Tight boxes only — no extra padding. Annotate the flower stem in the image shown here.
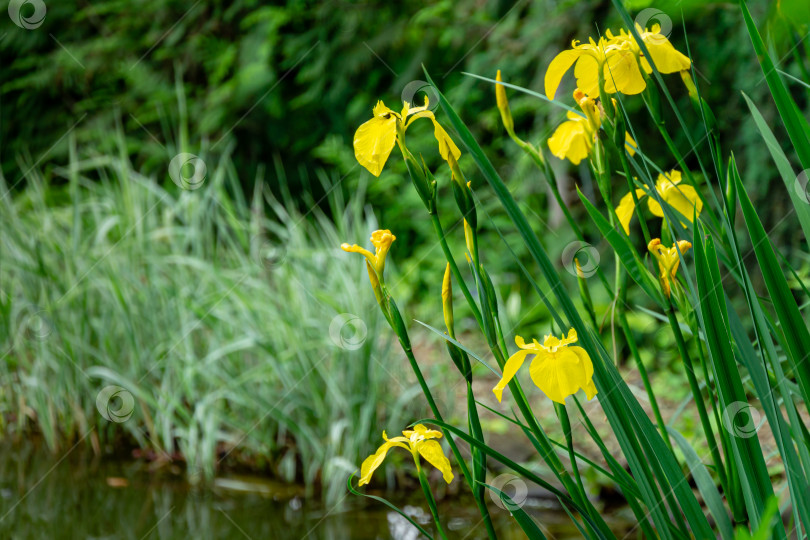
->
[396,325,473,486]
[415,458,449,540]
[466,381,498,540]
[555,402,588,507]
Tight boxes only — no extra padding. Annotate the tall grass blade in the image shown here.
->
[482,483,548,540]
[741,93,810,240]
[668,427,735,540]
[735,171,810,404]
[739,0,810,171]
[692,223,785,537]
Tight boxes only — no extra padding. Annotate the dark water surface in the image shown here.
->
[0,444,634,538]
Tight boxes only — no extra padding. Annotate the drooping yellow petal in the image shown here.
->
[572,54,601,98]
[569,346,594,381]
[639,30,692,74]
[358,438,410,486]
[407,111,461,164]
[547,117,591,165]
[583,379,598,400]
[431,118,461,163]
[529,348,594,404]
[353,111,397,177]
[413,439,454,484]
[545,49,585,100]
[603,47,647,95]
[492,348,532,402]
[615,189,648,234]
[648,184,703,224]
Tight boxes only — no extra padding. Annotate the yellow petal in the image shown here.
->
[414,439,454,484]
[373,100,396,118]
[615,189,647,235]
[492,349,531,402]
[403,424,442,440]
[358,438,409,486]
[515,335,536,350]
[529,348,594,404]
[603,49,647,95]
[648,184,702,224]
[353,114,397,177]
[547,118,591,165]
[583,380,598,400]
[495,69,509,111]
[625,133,637,156]
[545,49,584,100]
[573,55,601,98]
[560,328,578,346]
[641,33,691,74]
[341,243,376,265]
[569,346,594,380]
[431,117,462,163]
[405,111,462,164]
[405,95,430,117]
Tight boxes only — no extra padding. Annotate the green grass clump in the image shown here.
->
[0,138,421,503]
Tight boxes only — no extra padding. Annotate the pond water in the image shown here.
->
[0,443,634,539]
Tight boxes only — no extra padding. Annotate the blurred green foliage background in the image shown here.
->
[3,1,808,288]
[3,0,809,370]
[4,0,806,197]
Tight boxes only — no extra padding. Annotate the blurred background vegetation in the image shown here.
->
[3,0,809,297]
[2,0,809,503]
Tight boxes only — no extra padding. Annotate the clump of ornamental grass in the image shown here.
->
[0,134,426,504]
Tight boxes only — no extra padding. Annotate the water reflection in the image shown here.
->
[0,443,629,539]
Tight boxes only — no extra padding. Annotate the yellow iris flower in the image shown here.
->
[547,89,637,165]
[492,329,597,405]
[342,229,396,286]
[359,424,454,486]
[608,25,692,76]
[648,238,692,298]
[545,36,644,100]
[616,170,703,234]
[353,98,461,177]
[545,25,691,101]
